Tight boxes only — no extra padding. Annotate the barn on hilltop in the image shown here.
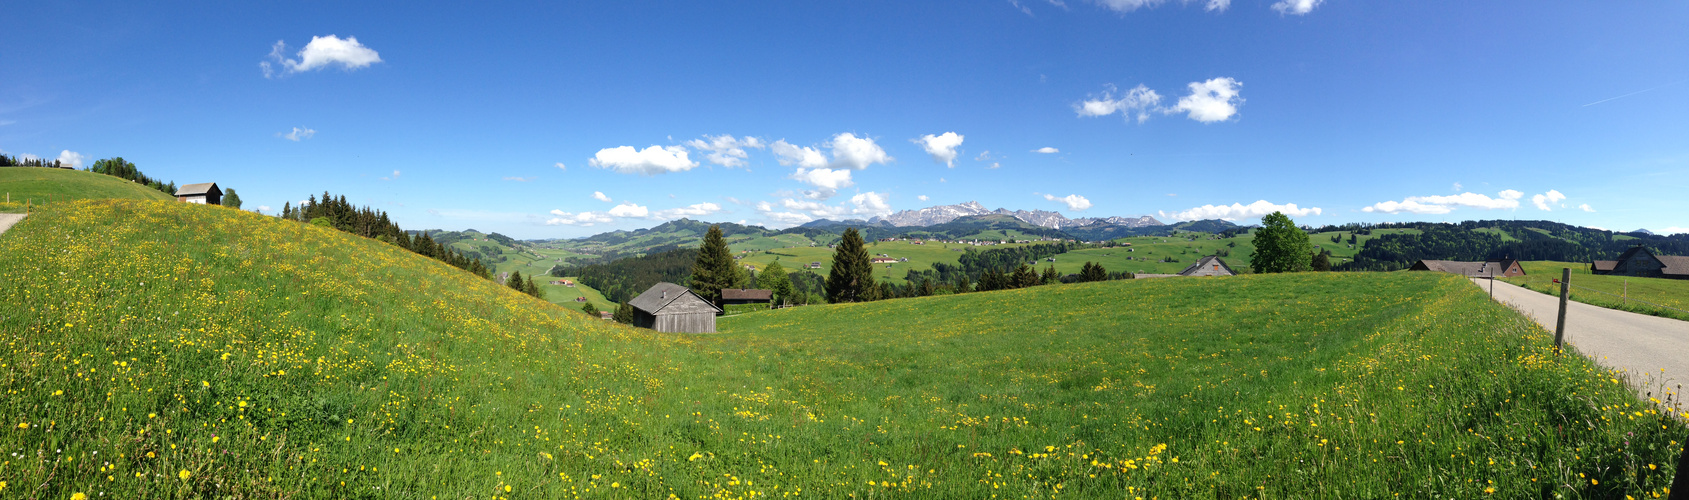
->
[628,282,722,333]
[174,183,222,205]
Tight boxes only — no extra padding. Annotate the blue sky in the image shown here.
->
[3,1,1686,238]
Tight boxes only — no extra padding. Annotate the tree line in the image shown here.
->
[274,191,546,299]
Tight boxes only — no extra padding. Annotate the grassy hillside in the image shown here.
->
[0,167,173,212]
[718,272,1685,497]
[1504,260,1689,321]
[4,201,1680,497]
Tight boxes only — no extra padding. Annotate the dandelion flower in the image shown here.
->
[179,470,191,480]
[15,422,27,429]
[72,493,87,500]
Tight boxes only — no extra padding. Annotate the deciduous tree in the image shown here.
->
[1250,211,1314,273]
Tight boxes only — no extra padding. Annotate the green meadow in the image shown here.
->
[738,240,1041,285]
[1,199,1682,498]
[1504,261,1689,322]
[0,167,172,212]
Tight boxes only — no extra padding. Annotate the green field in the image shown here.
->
[0,167,173,212]
[739,240,1042,285]
[542,276,618,313]
[1504,261,1689,321]
[4,200,1681,497]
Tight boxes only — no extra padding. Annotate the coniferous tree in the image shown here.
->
[1010,264,1040,289]
[825,228,875,303]
[507,270,525,291]
[1312,252,1332,272]
[613,302,635,324]
[581,301,599,317]
[1080,262,1109,282]
[689,225,738,306]
[1042,264,1060,285]
[525,276,543,298]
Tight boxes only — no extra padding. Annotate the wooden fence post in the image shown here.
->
[1554,267,1569,355]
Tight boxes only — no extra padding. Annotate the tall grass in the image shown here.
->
[1505,261,1689,322]
[0,200,1682,498]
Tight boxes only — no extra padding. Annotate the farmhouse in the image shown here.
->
[628,282,722,333]
[1592,247,1689,279]
[1178,255,1236,277]
[721,288,773,306]
[174,183,222,205]
[871,257,897,264]
[808,262,822,269]
[1409,259,1524,278]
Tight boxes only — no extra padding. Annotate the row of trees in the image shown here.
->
[278,191,507,292]
[86,157,191,200]
[504,270,546,300]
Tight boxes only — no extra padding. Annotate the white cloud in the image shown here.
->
[1271,0,1323,15]
[918,195,929,202]
[1362,190,1524,214]
[54,150,86,169]
[592,191,612,202]
[685,134,765,167]
[1169,77,1244,123]
[988,162,1001,169]
[279,127,316,141]
[607,203,649,218]
[555,162,567,170]
[1452,182,1463,191]
[261,35,382,78]
[380,170,401,181]
[653,202,723,219]
[1043,193,1093,211]
[1662,227,1689,236]
[258,205,272,212]
[1075,84,1163,123]
[1033,147,1059,154]
[827,133,892,170]
[545,209,615,226]
[771,140,828,168]
[914,132,965,167]
[502,176,536,182]
[1531,190,1566,211]
[588,145,698,175]
[754,201,815,226]
[1579,203,1595,212]
[1160,200,1321,221]
[975,150,994,161]
[789,168,854,199]
[850,191,893,217]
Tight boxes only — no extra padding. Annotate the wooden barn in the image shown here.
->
[1178,255,1236,277]
[1408,259,1524,278]
[1592,247,1689,280]
[721,288,773,306]
[628,282,722,333]
[174,183,222,205]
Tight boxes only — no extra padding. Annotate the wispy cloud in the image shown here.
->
[1270,0,1323,15]
[380,170,401,181]
[592,191,612,202]
[685,134,765,167]
[1363,190,1523,214]
[1531,190,1566,211]
[278,127,316,141]
[1033,147,1059,154]
[502,176,536,182]
[1161,200,1320,221]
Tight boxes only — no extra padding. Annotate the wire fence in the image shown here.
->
[1565,282,1689,317]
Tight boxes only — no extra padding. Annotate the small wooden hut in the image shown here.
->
[174,183,222,205]
[628,282,721,333]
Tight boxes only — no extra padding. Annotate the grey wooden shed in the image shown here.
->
[628,282,722,333]
[1178,255,1236,277]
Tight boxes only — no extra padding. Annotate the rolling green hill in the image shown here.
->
[0,167,173,212]
[0,200,1679,497]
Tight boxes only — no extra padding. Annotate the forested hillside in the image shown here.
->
[1334,220,1689,271]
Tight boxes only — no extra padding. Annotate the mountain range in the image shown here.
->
[868,201,1164,229]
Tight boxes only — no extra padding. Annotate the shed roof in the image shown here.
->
[1178,255,1235,276]
[175,183,220,196]
[628,282,722,314]
[1659,256,1689,276]
[1592,261,1617,272]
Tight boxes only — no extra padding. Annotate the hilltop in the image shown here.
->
[0,167,173,211]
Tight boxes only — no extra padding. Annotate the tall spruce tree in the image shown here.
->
[689,224,738,306]
[825,228,875,303]
[1250,211,1314,273]
[613,302,635,324]
[507,270,525,291]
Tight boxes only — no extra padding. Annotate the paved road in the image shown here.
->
[1476,277,1689,398]
[0,213,24,236]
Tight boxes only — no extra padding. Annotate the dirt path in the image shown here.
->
[0,213,24,236]
[1476,277,1689,400]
